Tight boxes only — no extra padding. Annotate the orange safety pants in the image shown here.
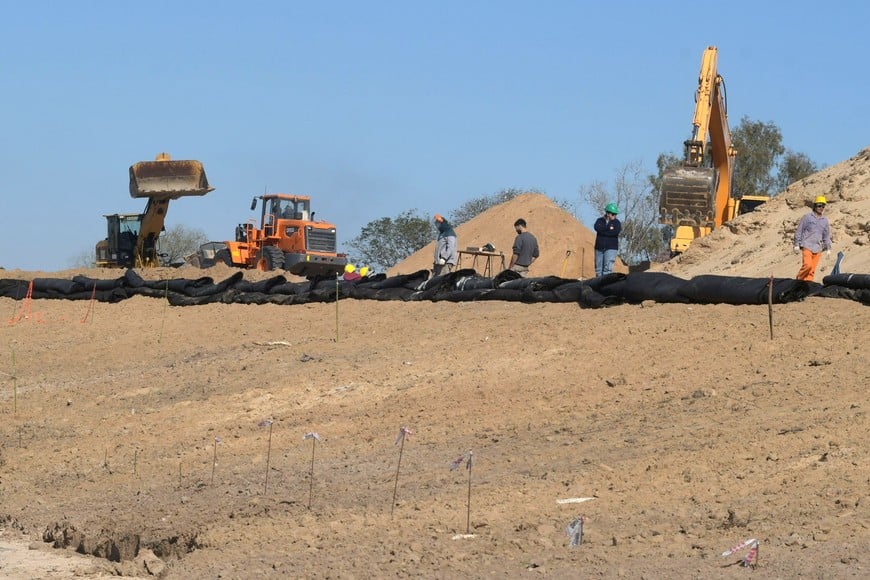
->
[796,248,822,281]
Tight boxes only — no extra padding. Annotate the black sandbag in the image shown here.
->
[368,287,417,301]
[816,285,870,305]
[552,281,586,302]
[227,275,287,294]
[680,275,820,305]
[182,271,245,297]
[498,275,576,292]
[226,292,301,305]
[595,272,690,303]
[578,285,625,309]
[455,275,495,291]
[418,268,477,292]
[468,287,526,302]
[492,269,522,286]
[32,278,85,295]
[67,288,129,303]
[141,276,216,294]
[127,286,178,299]
[0,279,32,299]
[430,288,495,302]
[822,273,870,290]
[124,269,146,288]
[167,292,230,306]
[579,273,627,292]
[269,280,311,295]
[365,270,430,290]
[522,289,559,303]
[72,275,126,292]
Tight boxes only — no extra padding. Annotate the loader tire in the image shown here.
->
[214,249,233,267]
[256,246,285,271]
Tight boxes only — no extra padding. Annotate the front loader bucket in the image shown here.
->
[659,166,716,226]
[129,154,214,199]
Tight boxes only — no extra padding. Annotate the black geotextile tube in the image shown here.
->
[32,278,85,295]
[823,273,870,290]
[0,279,33,299]
[816,285,870,305]
[497,275,577,292]
[72,275,127,292]
[679,275,821,305]
[594,272,690,304]
[578,285,625,309]
[364,270,430,290]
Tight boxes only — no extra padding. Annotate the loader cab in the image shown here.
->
[265,197,310,223]
[96,213,143,267]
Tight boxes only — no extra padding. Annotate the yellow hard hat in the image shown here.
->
[813,196,827,205]
[359,266,369,277]
[344,263,356,273]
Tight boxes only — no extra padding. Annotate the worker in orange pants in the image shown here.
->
[793,196,832,282]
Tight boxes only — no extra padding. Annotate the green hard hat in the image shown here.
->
[605,203,619,215]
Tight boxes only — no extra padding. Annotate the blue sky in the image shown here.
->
[2,1,867,271]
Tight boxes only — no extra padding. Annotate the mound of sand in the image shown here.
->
[656,146,870,279]
[389,193,627,279]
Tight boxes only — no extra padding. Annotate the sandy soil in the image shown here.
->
[0,148,868,578]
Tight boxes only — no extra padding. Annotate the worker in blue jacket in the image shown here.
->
[594,203,621,277]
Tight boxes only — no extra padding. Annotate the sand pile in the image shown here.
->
[657,146,870,279]
[389,193,626,279]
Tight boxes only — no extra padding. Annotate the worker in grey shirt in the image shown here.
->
[793,195,833,281]
[509,218,539,277]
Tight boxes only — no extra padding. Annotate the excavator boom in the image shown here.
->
[659,47,742,255]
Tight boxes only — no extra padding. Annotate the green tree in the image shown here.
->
[775,149,820,192]
[731,116,784,196]
[450,187,544,225]
[347,210,433,271]
[158,224,209,265]
[579,160,667,265]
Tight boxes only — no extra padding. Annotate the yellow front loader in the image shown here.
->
[96,153,213,268]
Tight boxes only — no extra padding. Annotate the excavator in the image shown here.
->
[96,153,213,268]
[659,46,769,255]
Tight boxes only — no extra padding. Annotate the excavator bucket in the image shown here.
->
[129,153,214,199]
[659,166,716,226]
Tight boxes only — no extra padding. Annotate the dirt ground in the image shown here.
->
[0,148,868,578]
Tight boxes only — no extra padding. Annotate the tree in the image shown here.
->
[450,188,544,225]
[347,210,433,271]
[775,149,820,192]
[579,160,666,265]
[731,116,784,197]
[158,224,209,265]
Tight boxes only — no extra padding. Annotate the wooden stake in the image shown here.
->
[767,274,774,340]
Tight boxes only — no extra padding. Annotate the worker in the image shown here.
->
[509,218,539,277]
[794,195,832,281]
[343,263,362,281]
[593,203,622,277]
[433,214,458,276]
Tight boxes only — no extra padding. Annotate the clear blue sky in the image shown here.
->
[2,1,867,271]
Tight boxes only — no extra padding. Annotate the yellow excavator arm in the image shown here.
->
[659,46,739,255]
